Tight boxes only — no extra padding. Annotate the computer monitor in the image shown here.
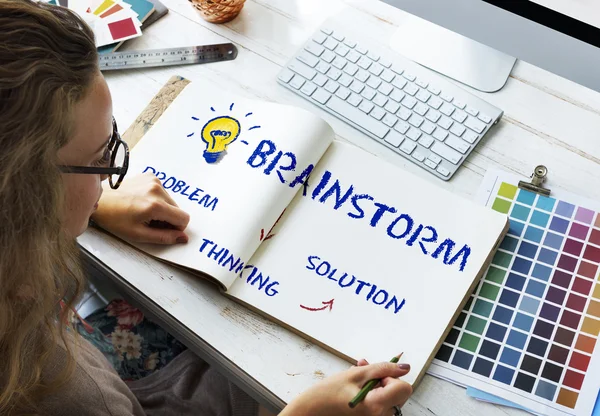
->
[382,0,600,93]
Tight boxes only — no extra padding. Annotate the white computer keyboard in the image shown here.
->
[277,24,504,180]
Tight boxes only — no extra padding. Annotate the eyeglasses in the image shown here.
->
[59,117,130,189]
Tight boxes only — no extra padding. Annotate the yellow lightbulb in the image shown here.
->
[200,116,241,163]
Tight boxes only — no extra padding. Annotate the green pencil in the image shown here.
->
[348,353,404,409]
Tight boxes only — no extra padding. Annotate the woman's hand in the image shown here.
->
[281,359,412,416]
[91,173,190,245]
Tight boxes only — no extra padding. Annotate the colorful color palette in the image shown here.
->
[429,173,600,416]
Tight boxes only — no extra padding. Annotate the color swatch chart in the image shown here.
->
[429,171,600,416]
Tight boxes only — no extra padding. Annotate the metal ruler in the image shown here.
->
[98,43,238,71]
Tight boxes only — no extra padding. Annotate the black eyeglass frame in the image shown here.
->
[59,117,130,189]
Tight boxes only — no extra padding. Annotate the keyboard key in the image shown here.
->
[324,38,339,50]
[421,121,436,135]
[403,83,418,96]
[361,87,376,100]
[369,106,385,120]
[312,88,331,104]
[427,96,443,110]
[301,82,317,96]
[416,89,431,103]
[313,74,328,87]
[449,123,466,137]
[316,62,331,74]
[412,151,425,162]
[355,69,370,83]
[432,127,448,141]
[332,56,347,69]
[384,131,404,147]
[424,158,438,169]
[408,114,424,128]
[378,82,393,96]
[305,42,325,57]
[346,50,361,63]
[327,68,342,80]
[391,63,404,75]
[438,116,453,130]
[478,113,492,123]
[357,56,372,70]
[355,44,368,54]
[359,100,374,113]
[401,96,417,109]
[394,120,410,134]
[335,87,351,100]
[322,50,336,63]
[406,127,422,141]
[379,57,392,68]
[369,63,384,76]
[381,69,395,83]
[414,103,429,116]
[338,74,353,87]
[403,72,416,81]
[297,52,319,67]
[390,89,405,103]
[465,106,479,117]
[446,134,470,154]
[344,38,357,48]
[325,96,389,138]
[415,79,428,88]
[428,154,442,164]
[384,100,400,114]
[451,110,467,123]
[464,116,486,133]
[324,80,339,93]
[373,93,388,107]
[289,61,316,80]
[431,141,462,164]
[366,51,379,61]
[321,27,333,35]
[399,140,417,155]
[335,44,350,57]
[392,77,407,90]
[440,92,453,102]
[332,32,345,41]
[382,113,397,127]
[349,80,365,94]
[453,100,466,110]
[397,107,411,121]
[439,102,455,116]
[428,85,441,95]
[437,165,450,177]
[343,63,358,76]
[418,135,434,148]
[463,130,478,144]
[425,110,441,123]
[289,75,305,89]
[313,32,327,44]
[347,93,362,106]
[366,77,382,89]
[278,68,294,83]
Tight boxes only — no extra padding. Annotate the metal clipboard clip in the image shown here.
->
[518,165,551,196]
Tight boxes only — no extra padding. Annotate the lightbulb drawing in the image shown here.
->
[200,116,241,163]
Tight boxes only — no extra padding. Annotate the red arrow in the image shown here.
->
[300,299,334,312]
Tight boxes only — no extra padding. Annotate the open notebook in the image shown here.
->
[116,84,508,385]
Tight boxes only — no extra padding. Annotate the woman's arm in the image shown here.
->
[91,173,190,245]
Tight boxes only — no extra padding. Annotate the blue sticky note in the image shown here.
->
[593,389,600,416]
[466,387,534,413]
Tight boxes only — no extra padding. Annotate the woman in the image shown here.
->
[0,1,412,415]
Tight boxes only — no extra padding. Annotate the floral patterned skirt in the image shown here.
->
[74,299,187,381]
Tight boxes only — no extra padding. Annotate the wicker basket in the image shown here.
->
[189,0,246,23]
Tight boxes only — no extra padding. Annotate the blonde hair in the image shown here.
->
[0,1,99,413]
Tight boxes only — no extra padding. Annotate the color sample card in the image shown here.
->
[429,170,600,416]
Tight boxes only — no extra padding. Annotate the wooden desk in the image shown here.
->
[78,1,600,414]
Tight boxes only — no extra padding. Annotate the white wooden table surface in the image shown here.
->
[79,0,600,414]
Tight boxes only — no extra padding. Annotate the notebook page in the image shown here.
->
[227,141,508,385]
[125,85,334,289]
